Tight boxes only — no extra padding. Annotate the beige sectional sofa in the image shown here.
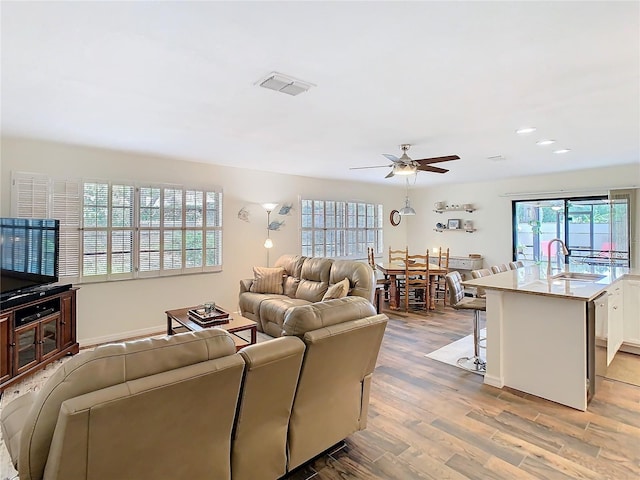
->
[1,296,387,480]
[239,254,376,337]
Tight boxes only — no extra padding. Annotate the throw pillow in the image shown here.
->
[322,277,350,301]
[250,266,285,294]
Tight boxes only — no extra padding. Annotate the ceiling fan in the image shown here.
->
[350,144,460,178]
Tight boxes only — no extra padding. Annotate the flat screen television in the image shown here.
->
[0,218,60,299]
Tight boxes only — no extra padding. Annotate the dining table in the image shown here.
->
[376,261,448,310]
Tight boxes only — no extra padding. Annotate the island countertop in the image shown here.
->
[463,263,639,301]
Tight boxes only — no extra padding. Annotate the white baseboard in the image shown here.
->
[79,324,166,348]
[483,373,504,388]
[620,342,640,355]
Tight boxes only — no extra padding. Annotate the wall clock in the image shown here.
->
[390,209,401,226]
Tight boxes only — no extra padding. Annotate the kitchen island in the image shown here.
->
[463,264,638,410]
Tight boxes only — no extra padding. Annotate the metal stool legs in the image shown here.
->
[456,309,486,373]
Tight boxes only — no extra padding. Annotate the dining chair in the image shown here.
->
[508,260,524,270]
[389,246,408,301]
[403,251,430,312]
[388,246,407,263]
[445,271,486,372]
[368,247,389,310]
[470,268,493,298]
[432,247,450,307]
[490,264,509,274]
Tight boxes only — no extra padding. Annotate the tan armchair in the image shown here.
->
[282,297,387,470]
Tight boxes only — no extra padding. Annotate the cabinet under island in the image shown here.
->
[463,264,639,410]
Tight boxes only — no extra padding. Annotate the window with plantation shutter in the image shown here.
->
[52,179,81,281]
[11,172,223,284]
[301,198,382,259]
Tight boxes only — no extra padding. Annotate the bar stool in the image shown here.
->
[470,268,493,298]
[490,264,509,274]
[445,271,486,372]
[508,260,524,270]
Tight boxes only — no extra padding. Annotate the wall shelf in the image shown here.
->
[434,207,475,214]
[434,227,476,233]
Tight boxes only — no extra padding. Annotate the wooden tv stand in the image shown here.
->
[1,287,79,392]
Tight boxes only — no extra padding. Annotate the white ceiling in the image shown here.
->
[2,1,639,187]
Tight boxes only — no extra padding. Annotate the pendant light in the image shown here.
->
[398,177,416,216]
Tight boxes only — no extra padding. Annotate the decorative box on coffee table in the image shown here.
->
[166,306,257,351]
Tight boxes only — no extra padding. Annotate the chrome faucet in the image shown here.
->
[547,238,569,278]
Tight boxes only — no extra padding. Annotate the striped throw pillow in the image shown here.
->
[250,266,285,294]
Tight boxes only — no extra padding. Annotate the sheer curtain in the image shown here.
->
[608,188,637,268]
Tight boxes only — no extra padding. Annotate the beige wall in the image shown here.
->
[1,137,406,344]
[1,136,638,344]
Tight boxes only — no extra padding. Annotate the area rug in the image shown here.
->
[426,331,640,387]
[424,329,486,376]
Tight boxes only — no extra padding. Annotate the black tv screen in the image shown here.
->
[0,218,60,297]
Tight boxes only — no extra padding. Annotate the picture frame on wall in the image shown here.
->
[447,218,461,229]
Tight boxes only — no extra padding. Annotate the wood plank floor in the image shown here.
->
[286,306,640,480]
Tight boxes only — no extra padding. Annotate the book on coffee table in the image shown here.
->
[188,306,230,326]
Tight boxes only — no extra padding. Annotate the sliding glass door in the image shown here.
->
[512,196,630,268]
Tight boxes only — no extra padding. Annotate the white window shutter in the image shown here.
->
[52,179,82,280]
[11,172,49,218]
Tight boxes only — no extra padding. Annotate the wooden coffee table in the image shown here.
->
[165,306,257,351]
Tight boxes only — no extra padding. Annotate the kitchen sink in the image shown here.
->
[550,272,605,282]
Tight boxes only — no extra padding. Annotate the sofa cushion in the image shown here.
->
[238,292,287,325]
[260,297,311,337]
[296,257,333,302]
[250,266,285,294]
[282,296,377,337]
[274,254,306,297]
[321,277,350,301]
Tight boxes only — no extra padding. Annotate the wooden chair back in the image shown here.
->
[404,251,430,312]
[433,247,450,307]
[389,246,407,264]
[508,260,524,270]
[367,247,376,269]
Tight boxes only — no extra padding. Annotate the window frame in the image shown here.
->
[301,198,383,259]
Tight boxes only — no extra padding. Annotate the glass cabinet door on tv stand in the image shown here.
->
[1,287,79,392]
[14,315,60,376]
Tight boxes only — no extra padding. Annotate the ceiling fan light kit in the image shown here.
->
[393,163,417,176]
[349,144,459,178]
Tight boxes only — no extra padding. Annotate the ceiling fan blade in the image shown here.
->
[417,165,449,174]
[385,169,395,178]
[414,155,460,165]
[382,154,400,162]
[349,164,393,170]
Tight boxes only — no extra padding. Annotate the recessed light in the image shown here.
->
[516,127,537,134]
[536,139,556,146]
[553,148,571,154]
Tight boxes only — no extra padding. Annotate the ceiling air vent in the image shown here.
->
[256,72,315,96]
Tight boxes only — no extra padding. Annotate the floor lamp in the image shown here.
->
[262,203,278,266]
